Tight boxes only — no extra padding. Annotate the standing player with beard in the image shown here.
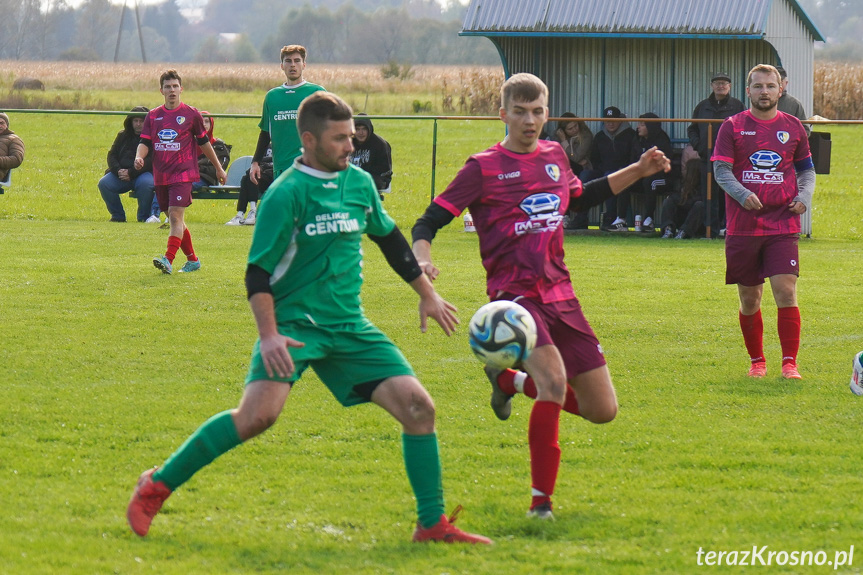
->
[411,73,670,520]
[127,92,491,545]
[712,64,815,379]
[135,70,226,274]
[248,45,326,189]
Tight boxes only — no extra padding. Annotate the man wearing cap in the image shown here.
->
[0,112,25,184]
[589,106,638,231]
[776,66,810,136]
[688,74,745,235]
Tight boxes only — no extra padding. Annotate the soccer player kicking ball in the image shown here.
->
[412,73,670,520]
[135,69,227,274]
[711,64,815,380]
[127,92,491,545]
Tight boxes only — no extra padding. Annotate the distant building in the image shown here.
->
[461,0,825,139]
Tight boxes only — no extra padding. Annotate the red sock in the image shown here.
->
[777,306,801,365]
[528,401,561,505]
[165,235,182,264]
[500,371,580,415]
[180,228,198,262]
[739,310,764,363]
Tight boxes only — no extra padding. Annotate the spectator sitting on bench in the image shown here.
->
[226,147,273,226]
[349,114,392,200]
[660,158,704,239]
[194,112,231,190]
[551,112,593,177]
[98,106,155,222]
[585,106,638,232]
[630,112,673,233]
[0,112,25,187]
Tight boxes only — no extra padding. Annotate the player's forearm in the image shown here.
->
[795,168,815,211]
[135,143,149,160]
[409,271,437,301]
[606,162,647,195]
[412,239,433,266]
[713,160,754,206]
[248,292,280,339]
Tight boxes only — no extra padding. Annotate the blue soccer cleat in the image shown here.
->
[178,259,201,273]
[153,256,172,274]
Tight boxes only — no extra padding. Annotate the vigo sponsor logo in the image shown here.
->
[497,170,521,180]
[739,130,756,136]
[514,192,563,235]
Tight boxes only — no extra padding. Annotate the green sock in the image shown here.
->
[402,432,445,529]
[153,410,242,490]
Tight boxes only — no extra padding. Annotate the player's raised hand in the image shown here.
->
[637,146,671,174]
[259,334,304,379]
[418,261,440,281]
[418,292,459,336]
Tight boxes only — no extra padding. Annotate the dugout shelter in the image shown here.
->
[461,0,825,234]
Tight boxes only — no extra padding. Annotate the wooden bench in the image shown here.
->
[130,156,252,200]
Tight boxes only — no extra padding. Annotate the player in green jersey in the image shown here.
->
[249,44,326,186]
[127,91,492,545]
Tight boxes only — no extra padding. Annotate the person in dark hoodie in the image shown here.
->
[194,112,231,190]
[350,114,392,200]
[589,106,638,231]
[98,106,155,222]
[629,113,673,233]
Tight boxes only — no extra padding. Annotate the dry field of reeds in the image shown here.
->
[1,60,862,118]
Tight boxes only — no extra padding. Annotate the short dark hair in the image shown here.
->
[281,45,307,63]
[297,92,353,140]
[501,73,548,110]
[159,69,182,89]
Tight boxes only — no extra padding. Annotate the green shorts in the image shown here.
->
[245,319,415,406]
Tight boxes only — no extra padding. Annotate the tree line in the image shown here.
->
[0,0,499,65]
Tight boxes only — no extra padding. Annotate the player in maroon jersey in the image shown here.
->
[412,73,670,520]
[135,70,227,274]
[711,64,815,380]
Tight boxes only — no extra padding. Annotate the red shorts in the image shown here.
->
[725,234,800,286]
[155,182,193,212]
[494,293,606,379]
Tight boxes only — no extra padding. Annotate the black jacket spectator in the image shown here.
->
[106,106,151,179]
[350,115,392,193]
[687,93,745,160]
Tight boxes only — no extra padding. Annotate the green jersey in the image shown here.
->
[248,160,395,327]
[258,81,326,174]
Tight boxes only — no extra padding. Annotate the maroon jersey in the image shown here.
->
[434,140,583,303]
[140,103,207,185]
[712,110,813,236]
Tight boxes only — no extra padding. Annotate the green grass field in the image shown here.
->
[1,114,863,573]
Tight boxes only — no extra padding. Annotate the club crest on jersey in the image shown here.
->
[545,164,560,182]
[176,116,186,125]
[777,131,789,144]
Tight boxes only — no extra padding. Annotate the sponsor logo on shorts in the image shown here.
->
[597,344,604,355]
[790,259,797,267]
[176,195,182,201]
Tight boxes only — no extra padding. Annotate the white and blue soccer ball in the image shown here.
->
[850,351,863,396]
[468,300,537,369]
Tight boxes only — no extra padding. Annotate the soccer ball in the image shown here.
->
[850,351,863,396]
[468,300,537,369]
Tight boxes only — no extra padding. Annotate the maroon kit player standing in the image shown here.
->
[712,64,815,380]
[412,73,671,519]
[135,69,227,274]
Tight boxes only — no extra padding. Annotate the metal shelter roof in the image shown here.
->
[461,0,825,42]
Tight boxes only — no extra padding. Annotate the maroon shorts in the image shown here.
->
[494,293,606,379]
[725,234,800,286]
[155,182,193,212]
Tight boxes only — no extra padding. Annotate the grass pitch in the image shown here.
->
[1,118,862,574]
